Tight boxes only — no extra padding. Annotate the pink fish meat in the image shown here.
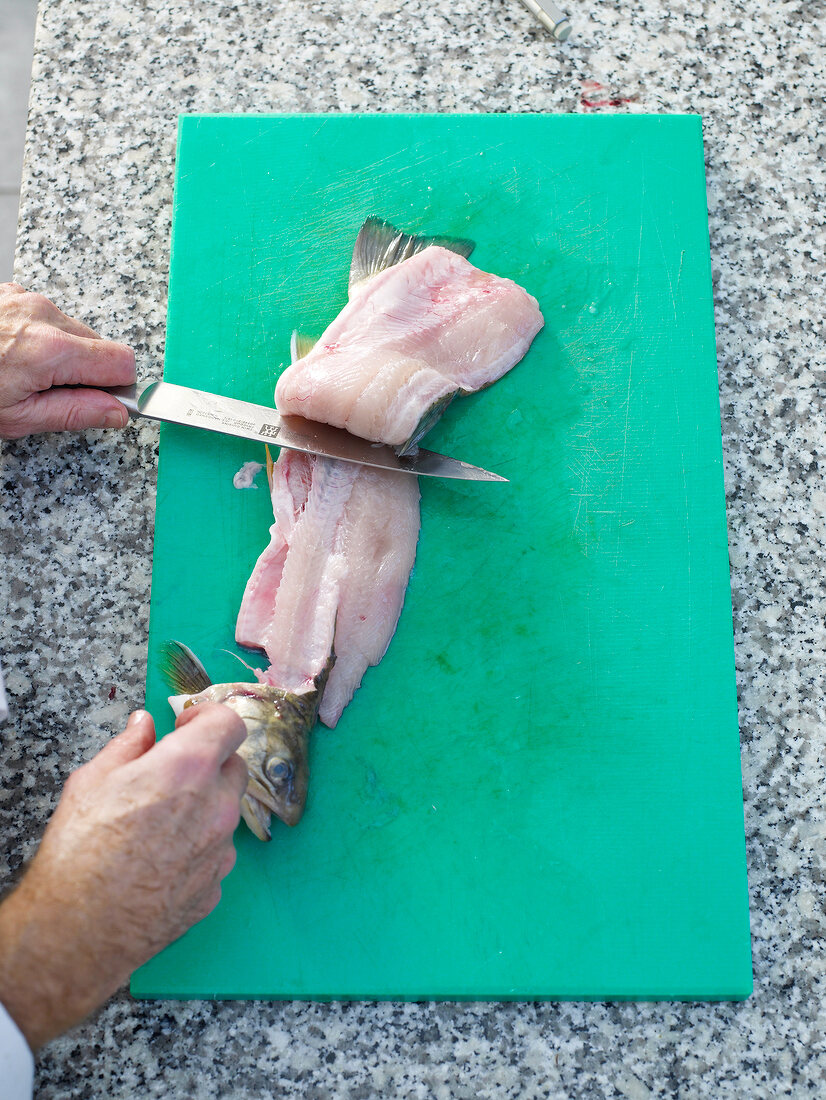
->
[236,449,420,729]
[275,221,544,453]
[165,218,543,838]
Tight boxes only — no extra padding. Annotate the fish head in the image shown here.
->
[184,682,315,838]
[233,690,311,833]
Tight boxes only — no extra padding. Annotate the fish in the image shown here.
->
[274,217,545,454]
[163,218,542,837]
[160,640,329,838]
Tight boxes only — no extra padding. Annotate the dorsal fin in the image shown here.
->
[289,330,318,364]
[349,217,475,293]
[159,640,212,695]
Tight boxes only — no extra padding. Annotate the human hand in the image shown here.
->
[0,281,135,438]
[0,705,248,1050]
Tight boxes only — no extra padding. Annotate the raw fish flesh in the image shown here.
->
[275,218,544,454]
[236,449,420,729]
[165,450,420,839]
[164,218,543,837]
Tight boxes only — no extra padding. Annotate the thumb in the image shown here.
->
[83,710,157,779]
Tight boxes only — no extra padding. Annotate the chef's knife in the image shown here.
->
[108,381,507,482]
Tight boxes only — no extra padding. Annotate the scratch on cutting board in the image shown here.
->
[504,166,519,202]
[260,252,317,297]
[614,351,634,566]
[632,170,646,325]
[653,219,679,323]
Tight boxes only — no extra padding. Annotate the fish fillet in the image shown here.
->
[275,245,544,453]
[236,449,420,727]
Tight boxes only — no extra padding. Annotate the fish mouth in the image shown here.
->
[243,771,307,837]
[241,792,273,841]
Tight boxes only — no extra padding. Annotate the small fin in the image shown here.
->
[159,641,213,695]
[349,217,475,292]
[265,443,274,494]
[397,390,460,456]
[290,330,317,364]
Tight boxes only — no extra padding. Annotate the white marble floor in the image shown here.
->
[0,0,38,280]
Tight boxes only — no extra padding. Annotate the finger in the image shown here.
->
[41,305,100,341]
[173,703,208,729]
[0,387,130,437]
[0,324,133,411]
[45,328,135,389]
[169,703,247,765]
[0,281,25,301]
[201,884,222,920]
[80,711,157,781]
[221,752,249,798]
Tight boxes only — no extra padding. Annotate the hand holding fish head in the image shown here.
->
[186,684,313,836]
[162,642,327,838]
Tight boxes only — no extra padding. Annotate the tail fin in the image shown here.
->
[349,216,475,293]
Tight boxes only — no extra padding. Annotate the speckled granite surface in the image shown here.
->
[0,0,824,1095]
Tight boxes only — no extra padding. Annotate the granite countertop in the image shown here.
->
[1,0,824,1095]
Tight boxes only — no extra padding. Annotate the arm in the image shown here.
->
[0,282,135,438]
[0,705,248,1051]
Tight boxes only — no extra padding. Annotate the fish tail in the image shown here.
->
[290,330,317,363]
[397,390,460,456]
[348,216,475,292]
[159,640,213,695]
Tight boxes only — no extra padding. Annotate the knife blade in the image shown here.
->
[108,381,507,482]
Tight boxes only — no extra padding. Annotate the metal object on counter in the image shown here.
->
[516,0,572,41]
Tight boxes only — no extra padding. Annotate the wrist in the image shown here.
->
[0,869,120,1050]
[0,880,50,1050]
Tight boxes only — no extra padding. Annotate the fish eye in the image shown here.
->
[266,757,294,785]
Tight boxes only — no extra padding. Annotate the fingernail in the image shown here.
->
[126,709,149,728]
[103,407,128,429]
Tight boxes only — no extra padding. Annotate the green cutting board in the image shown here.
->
[132,113,752,1000]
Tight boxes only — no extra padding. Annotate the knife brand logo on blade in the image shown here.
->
[185,406,256,432]
[258,423,282,439]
